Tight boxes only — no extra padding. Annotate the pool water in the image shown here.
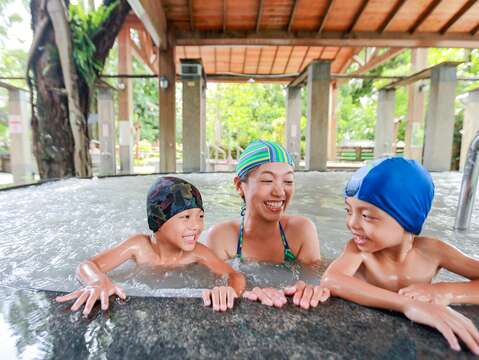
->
[0,172,477,296]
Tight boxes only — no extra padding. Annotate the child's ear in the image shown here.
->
[233,176,245,199]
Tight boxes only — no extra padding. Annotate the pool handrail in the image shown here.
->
[454,130,479,230]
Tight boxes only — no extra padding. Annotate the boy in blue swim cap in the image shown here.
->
[319,157,479,354]
[56,177,245,315]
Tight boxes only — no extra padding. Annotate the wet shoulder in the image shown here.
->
[205,219,240,260]
[281,215,317,243]
[413,236,446,261]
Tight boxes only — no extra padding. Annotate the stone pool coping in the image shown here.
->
[2,286,478,359]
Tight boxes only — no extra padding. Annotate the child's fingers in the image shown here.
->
[100,290,109,311]
[444,309,479,355]
[252,287,273,306]
[83,290,99,316]
[319,287,330,302]
[212,287,220,311]
[227,288,236,309]
[242,290,258,301]
[300,286,313,309]
[310,286,322,307]
[293,286,304,306]
[114,285,126,300]
[219,287,227,311]
[56,290,82,303]
[263,288,286,307]
[202,289,212,306]
[71,290,89,311]
[434,320,461,352]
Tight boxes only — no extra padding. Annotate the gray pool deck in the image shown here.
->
[2,286,478,359]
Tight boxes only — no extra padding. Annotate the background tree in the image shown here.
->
[27,0,130,179]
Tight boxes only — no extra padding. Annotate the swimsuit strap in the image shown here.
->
[236,216,296,262]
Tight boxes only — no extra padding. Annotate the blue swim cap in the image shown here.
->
[345,157,435,235]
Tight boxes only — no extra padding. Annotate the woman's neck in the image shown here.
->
[243,210,280,238]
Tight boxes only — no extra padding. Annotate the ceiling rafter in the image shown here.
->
[287,0,299,32]
[283,46,295,73]
[270,46,279,73]
[223,0,227,32]
[317,0,334,34]
[255,48,263,73]
[188,0,194,31]
[409,0,442,34]
[256,0,265,33]
[345,0,369,35]
[298,46,311,72]
[378,0,407,33]
[440,0,477,35]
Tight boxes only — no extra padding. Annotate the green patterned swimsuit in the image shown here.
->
[236,216,296,262]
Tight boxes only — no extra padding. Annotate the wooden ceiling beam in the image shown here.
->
[351,48,405,75]
[223,0,227,32]
[287,0,299,32]
[378,0,407,33]
[408,0,442,34]
[255,48,263,73]
[188,0,194,31]
[256,0,265,33]
[440,0,477,35]
[345,0,369,35]
[176,30,479,48]
[471,22,479,36]
[270,46,279,73]
[317,0,334,34]
[298,46,311,72]
[127,0,168,49]
[283,46,295,73]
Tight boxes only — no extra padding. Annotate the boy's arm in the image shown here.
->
[324,240,479,354]
[400,238,479,305]
[195,243,246,296]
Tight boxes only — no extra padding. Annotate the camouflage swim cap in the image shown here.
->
[147,177,204,232]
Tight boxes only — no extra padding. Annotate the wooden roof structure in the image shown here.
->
[125,0,479,82]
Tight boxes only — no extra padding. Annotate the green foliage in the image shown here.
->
[68,1,118,88]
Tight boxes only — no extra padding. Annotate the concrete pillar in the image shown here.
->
[328,84,337,161]
[181,60,206,172]
[118,27,134,174]
[459,88,479,171]
[423,64,457,171]
[159,33,176,173]
[98,88,116,176]
[8,89,34,184]
[374,89,396,158]
[404,48,428,162]
[285,86,302,167]
[305,61,330,171]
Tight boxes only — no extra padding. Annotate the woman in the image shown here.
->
[206,140,327,309]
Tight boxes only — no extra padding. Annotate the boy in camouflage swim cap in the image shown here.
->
[57,176,245,315]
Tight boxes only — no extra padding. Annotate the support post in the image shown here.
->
[118,26,134,174]
[328,84,337,161]
[285,86,302,167]
[404,48,428,162]
[98,87,116,176]
[459,88,479,171]
[182,59,206,172]
[8,89,34,184]
[374,89,396,158]
[159,32,176,172]
[423,64,457,171]
[305,61,330,171]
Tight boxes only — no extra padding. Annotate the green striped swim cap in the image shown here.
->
[236,140,294,178]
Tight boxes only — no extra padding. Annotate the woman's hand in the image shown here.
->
[242,287,288,308]
[399,283,454,306]
[402,300,479,354]
[283,280,330,309]
[56,278,126,316]
[202,286,238,311]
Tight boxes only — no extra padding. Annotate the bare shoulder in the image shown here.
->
[413,236,445,256]
[282,215,318,245]
[205,219,239,260]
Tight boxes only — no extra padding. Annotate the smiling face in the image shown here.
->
[345,197,407,253]
[156,208,205,251]
[235,162,294,222]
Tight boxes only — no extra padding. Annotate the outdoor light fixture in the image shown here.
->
[159,75,169,89]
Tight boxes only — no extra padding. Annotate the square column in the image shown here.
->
[459,88,479,171]
[374,89,396,158]
[159,33,176,173]
[98,88,116,176]
[118,27,134,174]
[423,64,457,171]
[305,61,330,171]
[404,48,428,162]
[328,84,337,161]
[8,89,34,184]
[181,60,206,172]
[285,86,301,168]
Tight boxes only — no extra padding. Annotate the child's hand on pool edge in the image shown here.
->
[283,281,330,309]
[202,286,238,311]
[242,287,288,308]
[55,277,126,316]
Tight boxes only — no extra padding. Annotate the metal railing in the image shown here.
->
[454,131,479,230]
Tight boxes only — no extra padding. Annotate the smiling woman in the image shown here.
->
[206,140,324,308]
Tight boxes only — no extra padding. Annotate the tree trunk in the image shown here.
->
[28,0,130,179]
